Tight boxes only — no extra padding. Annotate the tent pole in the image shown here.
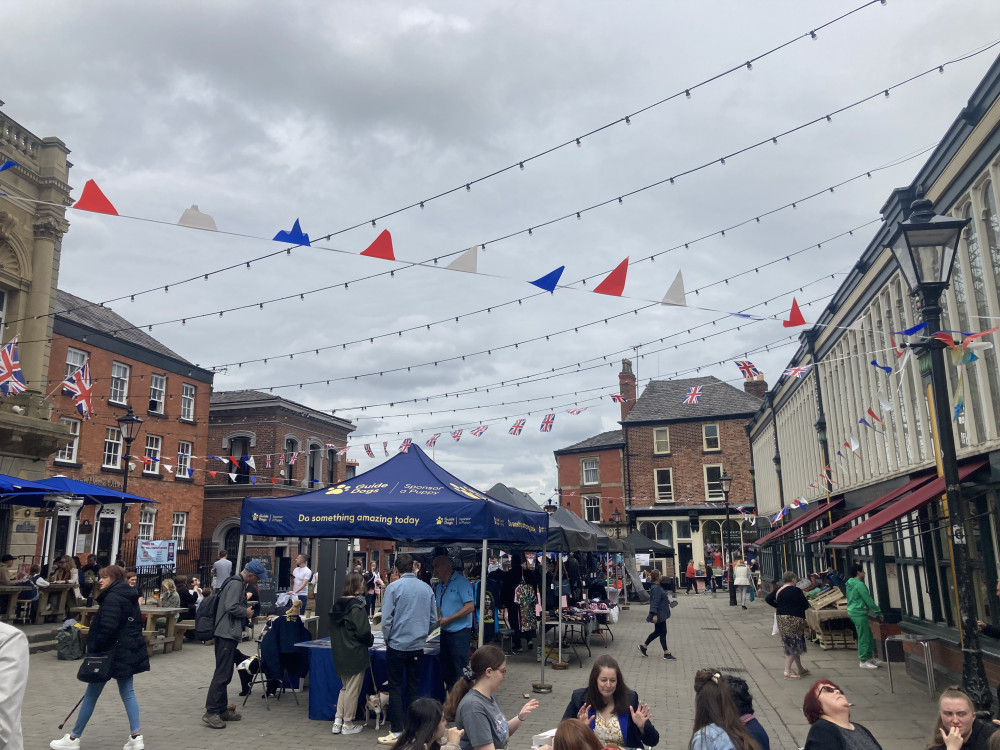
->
[478,540,487,648]
[558,553,563,663]
[539,545,546,686]
[236,532,247,574]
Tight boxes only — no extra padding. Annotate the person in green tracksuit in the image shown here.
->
[845,564,882,669]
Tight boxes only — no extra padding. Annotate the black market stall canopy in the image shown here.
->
[623,530,674,556]
[241,446,547,546]
[486,483,597,551]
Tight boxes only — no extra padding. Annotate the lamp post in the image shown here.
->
[720,471,736,607]
[115,405,144,563]
[887,198,992,711]
[610,508,622,539]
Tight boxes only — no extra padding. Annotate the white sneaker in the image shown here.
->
[859,660,879,669]
[332,721,343,734]
[342,723,363,735]
[50,735,80,750]
[378,732,401,745]
[123,735,144,750]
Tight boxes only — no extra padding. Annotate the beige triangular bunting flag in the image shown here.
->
[661,270,686,306]
[447,247,478,274]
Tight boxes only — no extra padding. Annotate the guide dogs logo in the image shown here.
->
[326,484,348,495]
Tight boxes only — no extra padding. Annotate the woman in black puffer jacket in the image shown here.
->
[50,565,149,750]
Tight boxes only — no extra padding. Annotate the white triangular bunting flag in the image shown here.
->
[163,465,174,474]
[877,389,893,413]
[661,270,686,306]
[246,456,256,471]
[228,472,237,482]
[447,247,478,274]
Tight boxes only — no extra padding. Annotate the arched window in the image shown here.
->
[656,521,674,545]
[223,527,240,561]
[307,443,323,486]
[285,438,299,485]
[639,522,656,540]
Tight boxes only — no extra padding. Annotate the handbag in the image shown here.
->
[749,587,756,602]
[77,651,114,683]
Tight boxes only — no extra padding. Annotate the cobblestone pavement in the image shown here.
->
[22,593,937,750]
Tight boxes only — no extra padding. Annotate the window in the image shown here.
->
[308,443,323,486]
[109,362,130,404]
[102,427,122,469]
[704,464,724,500]
[148,374,166,413]
[65,348,88,379]
[228,437,251,484]
[655,468,674,502]
[328,449,338,485]
[676,520,692,539]
[653,427,670,454]
[703,424,720,451]
[176,441,192,478]
[143,435,162,475]
[55,418,80,462]
[656,521,674,545]
[582,458,599,485]
[171,512,187,549]
[584,496,601,522]
[138,509,155,541]
[180,384,196,421]
[285,438,299,484]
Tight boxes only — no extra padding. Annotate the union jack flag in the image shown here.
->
[610,394,626,404]
[364,444,375,458]
[288,452,298,465]
[783,365,812,378]
[451,430,463,442]
[426,433,441,448]
[540,414,555,432]
[399,439,412,453]
[278,453,284,466]
[472,425,488,437]
[383,442,389,456]
[735,360,759,378]
[509,419,526,436]
[682,386,703,405]
[0,338,27,396]
[338,446,349,456]
[266,454,272,469]
[62,361,94,418]
[567,407,587,415]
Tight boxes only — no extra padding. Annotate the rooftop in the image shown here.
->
[554,429,624,455]
[623,376,762,424]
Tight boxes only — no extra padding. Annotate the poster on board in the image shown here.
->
[248,555,278,615]
[137,540,176,567]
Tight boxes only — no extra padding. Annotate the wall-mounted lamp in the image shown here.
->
[125,522,132,532]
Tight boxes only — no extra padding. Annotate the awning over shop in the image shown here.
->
[827,459,989,548]
[804,473,934,543]
[753,499,843,547]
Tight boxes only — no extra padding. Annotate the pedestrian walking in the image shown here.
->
[50,565,148,750]
[562,655,660,748]
[764,572,810,680]
[637,569,675,660]
[845,565,882,669]
[705,562,716,598]
[0,621,28,750]
[379,553,436,746]
[802,679,882,750]
[329,571,373,736]
[689,669,758,750]
[685,561,699,594]
[732,557,754,609]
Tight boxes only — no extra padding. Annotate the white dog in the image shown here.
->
[364,691,389,731]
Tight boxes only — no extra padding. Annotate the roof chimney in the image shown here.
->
[619,359,636,420]
[743,373,768,401]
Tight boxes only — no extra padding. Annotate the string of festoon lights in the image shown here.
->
[4,35,992,331]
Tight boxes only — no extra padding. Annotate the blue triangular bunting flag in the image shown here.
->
[529,266,564,293]
[273,218,311,246]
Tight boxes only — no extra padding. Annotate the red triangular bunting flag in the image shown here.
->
[360,229,394,261]
[783,297,806,327]
[73,179,119,215]
[209,471,217,479]
[593,257,629,296]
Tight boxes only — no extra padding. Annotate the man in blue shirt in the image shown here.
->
[378,553,436,745]
[432,555,475,692]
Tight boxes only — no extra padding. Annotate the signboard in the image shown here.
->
[249,555,278,616]
[635,553,650,567]
[136,540,177,567]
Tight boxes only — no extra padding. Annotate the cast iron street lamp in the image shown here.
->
[888,198,992,711]
[115,405,143,562]
[720,471,737,606]
[610,508,623,539]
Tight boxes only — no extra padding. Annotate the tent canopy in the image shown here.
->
[0,473,155,507]
[623,530,674,555]
[487,483,597,551]
[241,446,547,545]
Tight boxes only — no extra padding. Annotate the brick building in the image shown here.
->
[555,360,765,582]
[42,289,214,568]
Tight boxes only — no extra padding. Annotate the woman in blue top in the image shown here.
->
[638,569,675,659]
[690,669,759,750]
[562,655,659,748]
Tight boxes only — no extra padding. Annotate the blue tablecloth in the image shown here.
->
[296,638,444,721]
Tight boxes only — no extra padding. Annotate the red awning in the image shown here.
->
[827,459,989,548]
[805,473,934,543]
[754,499,844,547]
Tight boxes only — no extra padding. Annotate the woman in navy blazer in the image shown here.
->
[562,655,659,748]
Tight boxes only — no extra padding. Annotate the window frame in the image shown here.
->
[704,464,725,501]
[138,508,156,541]
[65,348,88,379]
[702,423,721,452]
[653,427,670,455]
[171,511,187,550]
[583,495,601,523]
[581,458,599,485]
[180,383,196,421]
[55,417,81,463]
[176,440,192,479]
[109,362,130,404]
[654,468,674,503]
[148,373,166,414]
[143,435,162,475]
[102,427,123,469]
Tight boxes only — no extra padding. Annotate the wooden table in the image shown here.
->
[72,605,187,654]
[0,583,74,624]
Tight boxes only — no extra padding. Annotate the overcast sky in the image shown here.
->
[4,1,999,500]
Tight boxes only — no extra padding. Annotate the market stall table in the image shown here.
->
[71,605,187,654]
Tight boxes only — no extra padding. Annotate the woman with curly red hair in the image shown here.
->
[802,679,881,750]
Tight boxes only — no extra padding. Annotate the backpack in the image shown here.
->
[194,575,242,641]
[56,627,84,660]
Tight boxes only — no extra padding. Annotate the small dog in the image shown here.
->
[364,690,389,731]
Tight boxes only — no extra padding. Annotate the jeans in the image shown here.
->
[73,677,140,736]
[386,646,423,733]
[738,586,751,606]
[366,593,376,616]
[643,620,667,651]
[206,637,239,715]
[439,627,471,691]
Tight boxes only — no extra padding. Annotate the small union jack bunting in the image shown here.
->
[567,407,587,415]
[471,425,488,437]
[451,430,463,442]
[383,442,389,456]
[735,360,759,378]
[783,365,812,378]
[540,414,555,432]
[0,338,28,396]
[683,386,703,405]
[426,433,441,448]
[610,394,627,403]
[398,439,412,453]
[364,444,375,458]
